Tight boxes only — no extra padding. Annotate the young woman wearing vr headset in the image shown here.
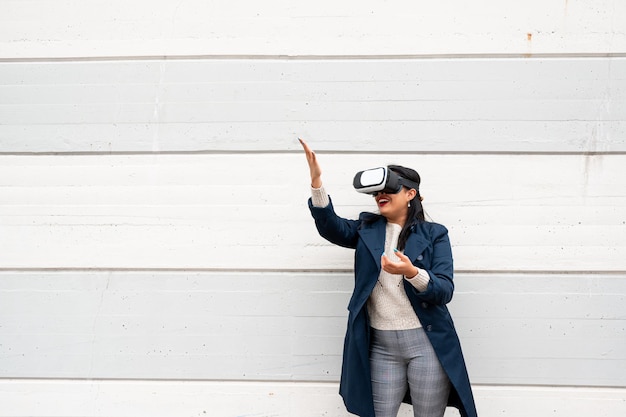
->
[299,139,477,417]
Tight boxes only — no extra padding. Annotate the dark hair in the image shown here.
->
[388,165,425,250]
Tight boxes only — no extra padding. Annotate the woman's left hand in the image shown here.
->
[381,250,419,278]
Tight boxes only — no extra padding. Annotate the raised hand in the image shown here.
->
[298,138,322,188]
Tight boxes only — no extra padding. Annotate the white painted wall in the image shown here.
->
[1,58,624,154]
[1,0,625,58]
[0,1,625,416]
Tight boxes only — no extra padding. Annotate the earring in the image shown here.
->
[408,201,411,208]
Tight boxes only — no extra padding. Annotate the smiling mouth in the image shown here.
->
[377,198,390,207]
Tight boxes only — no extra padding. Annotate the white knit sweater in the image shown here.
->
[311,186,430,330]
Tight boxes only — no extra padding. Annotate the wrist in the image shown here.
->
[405,266,419,279]
[311,177,322,188]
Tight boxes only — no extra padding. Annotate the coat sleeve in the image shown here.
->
[412,224,455,306]
[307,197,360,249]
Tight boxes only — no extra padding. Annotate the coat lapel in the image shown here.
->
[401,225,431,263]
[347,218,386,320]
[357,217,386,270]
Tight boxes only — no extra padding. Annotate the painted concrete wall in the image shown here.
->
[1,1,625,416]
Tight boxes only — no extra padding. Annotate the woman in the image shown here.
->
[299,139,477,417]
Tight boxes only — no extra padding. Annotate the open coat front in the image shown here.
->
[308,198,478,417]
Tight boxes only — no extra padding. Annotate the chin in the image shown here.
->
[378,208,392,218]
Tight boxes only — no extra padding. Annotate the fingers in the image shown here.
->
[382,250,415,276]
[299,138,323,188]
[381,252,398,273]
[299,138,315,162]
[393,249,409,262]
[298,138,312,154]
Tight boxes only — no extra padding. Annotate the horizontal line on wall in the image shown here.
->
[0,268,624,275]
[0,377,623,391]
[1,150,625,157]
[1,52,626,63]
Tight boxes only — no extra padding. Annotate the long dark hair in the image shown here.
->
[387,165,425,250]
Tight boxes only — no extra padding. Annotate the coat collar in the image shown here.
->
[403,224,431,261]
[358,218,430,264]
[357,216,386,269]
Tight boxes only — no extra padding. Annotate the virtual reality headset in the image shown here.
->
[353,167,420,195]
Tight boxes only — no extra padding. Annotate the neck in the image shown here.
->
[386,215,406,227]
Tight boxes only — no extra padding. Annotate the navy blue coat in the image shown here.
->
[308,198,477,417]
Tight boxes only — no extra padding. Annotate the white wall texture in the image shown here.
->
[1,1,625,416]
